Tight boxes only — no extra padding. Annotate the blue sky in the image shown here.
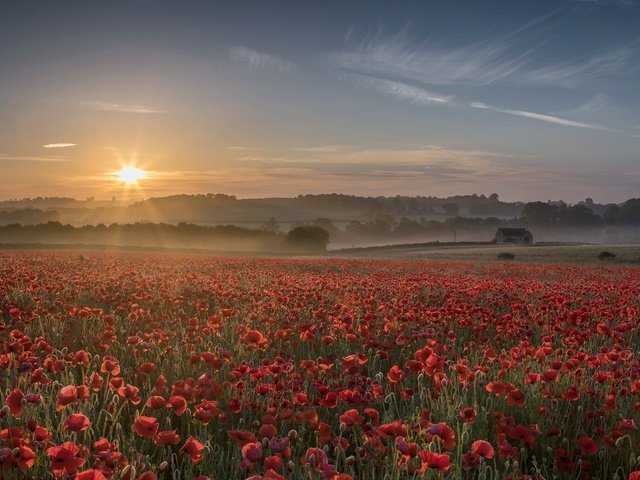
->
[1,0,639,202]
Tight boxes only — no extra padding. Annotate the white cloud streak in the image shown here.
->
[469,102,611,130]
[344,73,612,131]
[332,18,637,89]
[348,74,452,105]
[43,143,76,148]
[228,46,295,73]
[0,154,70,162]
[82,101,165,114]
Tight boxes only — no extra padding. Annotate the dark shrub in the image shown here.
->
[598,251,616,260]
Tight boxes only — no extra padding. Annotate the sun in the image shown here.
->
[116,166,146,185]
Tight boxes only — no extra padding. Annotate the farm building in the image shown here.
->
[494,227,533,245]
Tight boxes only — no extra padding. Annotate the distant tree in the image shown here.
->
[521,202,559,225]
[285,226,329,252]
[392,196,406,215]
[620,198,640,224]
[394,217,426,236]
[311,218,339,236]
[442,203,460,217]
[261,217,279,232]
[407,197,419,214]
[558,204,602,226]
[489,193,499,202]
[603,204,621,225]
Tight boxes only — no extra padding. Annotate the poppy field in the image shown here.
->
[2,251,640,479]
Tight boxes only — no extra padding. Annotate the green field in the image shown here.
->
[331,242,640,264]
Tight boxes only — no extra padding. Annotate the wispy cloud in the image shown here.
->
[227,146,258,152]
[233,144,516,166]
[331,18,637,89]
[228,46,295,72]
[522,46,637,88]
[552,93,610,116]
[347,74,452,105]
[343,73,612,131]
[469,102,610,130]
[291,145,355,154]
[571,0,639,5]
[42,143,76,148]
[0,154,70,162]
[82,101,165,114]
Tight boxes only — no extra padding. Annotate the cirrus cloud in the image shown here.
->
[43,143,76,148]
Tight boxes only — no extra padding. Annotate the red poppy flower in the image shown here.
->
[167,395,188,416]
[506,388,525,407]
[577,436,598,456]
[228,430,258,447]
[139,362,157,373]
[264,455,283,471]
[241,442,263,463]
[132,416,159,439]
[56,385,78,411]
[485,381,507,396]
[72,350,91,366]
[387,365,404,384]
[100,355,120,376]
[241,329,268,349]
[155,430,181,446]
[302,447,327,468]
[86,372,104,392]
[470,440,495,459]
[426,423,456,450]
[64,413,90,431]
[9,445,36,470]
[419,451,451,473]
[136,473,158,480]
[459,407,476,424]
[46,442,86,474]
[395,436,418,457]
[145,395,166,409]
[339,409,364,429]
[555,447,574,473]
[76,470,109,480]
[117,384,141,405]
[5,389,25,417]
[180,436,205,464]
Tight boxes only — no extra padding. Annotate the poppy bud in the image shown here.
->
[11,448,21,457]
[286,460,294,471]
[287,429,297,440]
[121,465,135,480]
[159,461,169,471]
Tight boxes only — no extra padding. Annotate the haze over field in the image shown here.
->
[1,0,639,203]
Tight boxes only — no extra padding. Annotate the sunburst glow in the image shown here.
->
[116,167,147,185]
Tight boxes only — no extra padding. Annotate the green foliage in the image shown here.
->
[497,251,516,260]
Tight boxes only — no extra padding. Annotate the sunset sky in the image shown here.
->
[1,0,639,203]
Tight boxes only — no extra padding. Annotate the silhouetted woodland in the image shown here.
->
[1,195,640,249]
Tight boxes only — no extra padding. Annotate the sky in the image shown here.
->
[1,0,639,203]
